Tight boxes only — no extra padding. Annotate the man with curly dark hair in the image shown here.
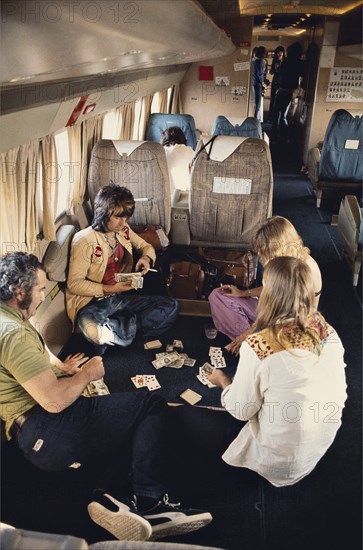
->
[0,251,211,541]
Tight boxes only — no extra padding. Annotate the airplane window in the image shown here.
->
[102,109,118,139]
[151,91,161,113]
[133,98,142,139]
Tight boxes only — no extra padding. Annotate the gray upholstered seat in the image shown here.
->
[171,136,273,248]
[87,140,171,234]
[338,195,362,285]
[0,523,226,550]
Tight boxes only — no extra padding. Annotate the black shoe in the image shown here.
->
[139,494,212,540]
[88,491,152,541]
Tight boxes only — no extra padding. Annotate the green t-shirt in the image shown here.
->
[0,304,63,439]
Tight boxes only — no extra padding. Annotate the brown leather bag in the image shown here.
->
[198,248,255,288]
[167,261,205,300]
[131,224,169,251]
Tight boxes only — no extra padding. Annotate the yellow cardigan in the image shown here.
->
[66,224,156,324]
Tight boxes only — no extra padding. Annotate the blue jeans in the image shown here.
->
[253,84,263,120]
[272,90,293,140]
[77,293,179,347]
[15,392,168,499]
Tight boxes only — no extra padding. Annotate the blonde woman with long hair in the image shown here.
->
[208,216,322,354]
[207,256,346,487]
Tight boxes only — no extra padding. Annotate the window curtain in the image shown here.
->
[137,95,153,140]
[119,102,135,140]
[40,134,59,241]
[66,124,82,214]
[68,114,104,212]
[159,89,168,113]
[0,141,40,253]
[170,84,183,114]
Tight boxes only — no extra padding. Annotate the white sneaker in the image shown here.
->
[88,492,152,541]
[140,494,213,540]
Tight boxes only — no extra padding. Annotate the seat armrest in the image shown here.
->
[344,195,362,227]
[338,195,361,256]
[172,189,190,209]
[307,147,321,185]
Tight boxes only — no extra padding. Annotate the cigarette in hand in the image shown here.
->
[147,268,158,272]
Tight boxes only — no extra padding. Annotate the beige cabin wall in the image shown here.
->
[180,19,254,136]
[305,20,363,162]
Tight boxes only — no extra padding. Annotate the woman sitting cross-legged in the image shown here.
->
[208,216,322,355]
[207,256,347,487]
[66,183,179,352]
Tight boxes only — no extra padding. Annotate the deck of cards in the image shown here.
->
[131,374,161,391]
[144,339,163,350]
[179,388,202,405]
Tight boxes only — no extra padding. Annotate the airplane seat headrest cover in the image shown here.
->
[319,109,363,182]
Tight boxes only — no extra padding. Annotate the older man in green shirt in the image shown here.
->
[0,252,212,542]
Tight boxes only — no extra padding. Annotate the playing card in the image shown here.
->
[135,374,147,387]
[211,356,226,368]
[144,340,163,350]
[197,373,209,385]
[200,362,214,375]
[131,376,143,388]
[179,388,202,405]
[143,375,161,391]
[209,346,223,357]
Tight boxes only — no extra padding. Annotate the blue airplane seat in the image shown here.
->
[319,109,363,182]
[308,109,363,207]
[146,113,197,149]
[211,116,262,139]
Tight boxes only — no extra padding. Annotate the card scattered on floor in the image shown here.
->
[131,375,161,391]
[179,388,202,405]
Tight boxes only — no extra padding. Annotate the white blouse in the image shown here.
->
[221,323,347,486]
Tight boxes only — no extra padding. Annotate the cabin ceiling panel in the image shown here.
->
[0,103,61,154]
[1,0,235,87]
[238,0,363,16]
[198,0,362,40]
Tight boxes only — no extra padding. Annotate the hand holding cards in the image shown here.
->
[115,272,143,289]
